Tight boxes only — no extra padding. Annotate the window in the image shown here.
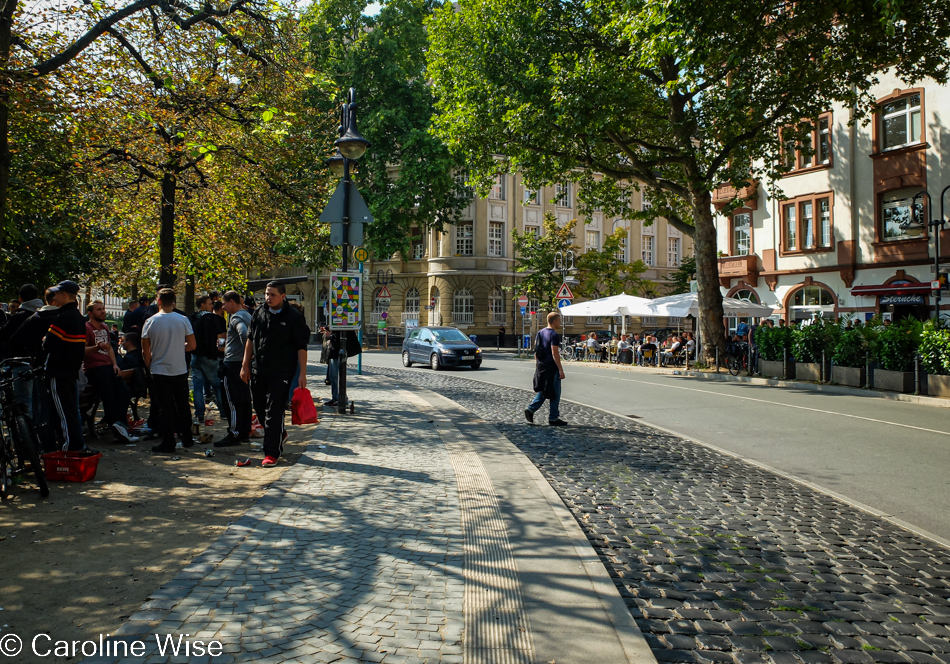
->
[523,188,540,205]
[781,113,833,172]
[404,287,420,317]
[732,213,751,256]
[882,188,924,241]
[489,288,505,324]
[586,230,600,252]
[555,183,572,207]
[615,234,627,262]
[641,235,654,266]
[488,222,504,257]
[455,170,474,198]
[802,201,814,249]
[784,203,797,251]
[455,221,474,256]
[452,288,474,324]
[411,232,425,260]
[490,174,506,201]
[668,237,681,267]
[790,284,836,322]
[880,93,922,151]
[726,290,759,336]
[524,225,539,238]
[819,199,832,248]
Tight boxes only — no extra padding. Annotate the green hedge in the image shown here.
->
[755,326,791,362]
[791,318,840,364]
[919,319,950,375]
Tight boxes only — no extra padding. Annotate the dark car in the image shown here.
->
[402,326,482,370]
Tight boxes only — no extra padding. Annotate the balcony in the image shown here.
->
[367,312,384,326]
[452,311,474,325]
[401,311,420,324]
[711,180,758,211]
[717,254,759,287]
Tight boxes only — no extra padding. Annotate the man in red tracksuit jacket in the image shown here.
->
[42,280,87,451]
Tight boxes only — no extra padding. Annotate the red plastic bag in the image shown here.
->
[291,388,319,425]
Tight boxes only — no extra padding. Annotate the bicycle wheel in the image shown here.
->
[14,415,49,497]
[727,356,740,376]
[559,345,574,362]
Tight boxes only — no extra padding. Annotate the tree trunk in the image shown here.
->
[130,284,138,301]
[690,189,726,365]
[0,0,20,249]
[184,274,195,315]
[159,170,176,285]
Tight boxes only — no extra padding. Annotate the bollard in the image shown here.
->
[865,352,871,389]
[821,350,826,383]
[915,354,920,396]
[783,352,787,380]
[716,346,720,373]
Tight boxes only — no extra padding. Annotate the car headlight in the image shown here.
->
[475,349,481,353]
[442,349,455,354]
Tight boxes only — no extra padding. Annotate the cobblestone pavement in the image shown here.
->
[370,367,950,664]
[93,379,465,664]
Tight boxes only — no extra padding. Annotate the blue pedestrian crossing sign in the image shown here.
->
[558,298,572,309]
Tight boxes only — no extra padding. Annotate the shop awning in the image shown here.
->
[851,283,933,296]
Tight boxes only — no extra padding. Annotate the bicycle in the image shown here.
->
[0,359,50,500]
[559,343,575,362]
[726,342,750,376]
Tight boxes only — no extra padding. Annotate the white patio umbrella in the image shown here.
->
[645,292,775,318]
[557,293,655,334]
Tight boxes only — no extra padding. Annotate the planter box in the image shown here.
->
[873,368,915,393]
[927,374,950,398]
[758,359,795,380]
[832,366,865,388]
[796,362,823,382]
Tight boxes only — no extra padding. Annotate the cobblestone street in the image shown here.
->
[370,367,950,664]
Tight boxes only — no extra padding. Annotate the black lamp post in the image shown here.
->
[327,88,370,414]
[901,187,950,321]
[550,250,579,285]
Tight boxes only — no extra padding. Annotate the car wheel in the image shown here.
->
[402,351,413,367]
[430,353,442,371]
[471,360,482,370]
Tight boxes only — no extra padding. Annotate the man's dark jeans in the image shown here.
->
[151,373,193,449]
[85,364,130,425]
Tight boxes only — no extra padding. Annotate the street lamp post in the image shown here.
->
[902,187,950,321]
[327,88,370,414]
[550,250,579,330]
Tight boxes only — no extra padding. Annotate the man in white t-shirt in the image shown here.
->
[142,288,197,453]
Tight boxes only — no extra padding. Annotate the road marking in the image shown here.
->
[613,375,950,437]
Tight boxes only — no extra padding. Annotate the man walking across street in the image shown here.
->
[42,280,88,451]
[191,294,226,430]
[524,311,568,427]
[84,301,134,443]
[241,281,309,467]
[142,289,196,453]
[216,291,252,447]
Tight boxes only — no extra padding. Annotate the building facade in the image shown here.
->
[714,72,950,329]
[304,174,693,340]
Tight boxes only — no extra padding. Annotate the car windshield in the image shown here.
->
[432,329,470,342]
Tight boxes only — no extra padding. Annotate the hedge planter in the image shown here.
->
[873,368,915,393]
[758,359,795,380]
[927,374,950,398]
[832,366,865,388]
[796,362,824,382]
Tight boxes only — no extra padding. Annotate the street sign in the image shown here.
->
[321,181,375,246]
[430,297,436,307]
[377,285,392,298]
[381,311,388,319]
[520,306,526,315]
[557,298,572,309]
[933,280,941,290]
[329,271,362,330]
[354,247,369,263]
[555,282,575,300]
[517,295,529,307]
[377,320,387,329]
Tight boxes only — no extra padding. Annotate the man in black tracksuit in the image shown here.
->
[240,281,310,467]
[42,281,87,451]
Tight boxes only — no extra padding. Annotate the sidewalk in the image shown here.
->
[86,375,654,664]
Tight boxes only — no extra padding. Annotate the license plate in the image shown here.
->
[459,356,474,361]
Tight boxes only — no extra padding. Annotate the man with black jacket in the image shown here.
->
[240,282,309,467]
[43,280,88,451]
[190,294,226,428]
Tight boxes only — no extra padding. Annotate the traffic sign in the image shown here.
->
[430,297,436,307]
[933,280,941,290]
[354,247,369,263]
[321,181,375,246]
[555,282,575,300]
[381,311,388,319]
[520,306,526,315]
[377,285,392,298]
[517,295,529,306]
[558,298,572,309]
[377,320,387,329]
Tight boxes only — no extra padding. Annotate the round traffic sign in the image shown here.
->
[381,311,388,319]
[430,297,436,307]
[518,295,529,306]
[354,247,369,263]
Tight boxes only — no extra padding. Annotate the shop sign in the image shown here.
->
[880,294,924,305]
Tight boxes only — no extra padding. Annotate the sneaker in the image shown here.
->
[262,456,278,467]
[325,400,338,407]
[181,438,195,448]
[152,444,176,454]
[214,436,241,448]
[111,422,132,443]
[524,409,534,424]
[548,419,569,427]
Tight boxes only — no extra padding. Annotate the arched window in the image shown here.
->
[489,288,505,325]
[789,284,836,322]
[453,288,475,324]
[733,289,760,303]
[726,289,761,336]
[403,287,420,325]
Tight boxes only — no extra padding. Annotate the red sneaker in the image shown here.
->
[262,456,278,467]
[204,418,215,426]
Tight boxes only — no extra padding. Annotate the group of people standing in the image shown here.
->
[0,279,310,468]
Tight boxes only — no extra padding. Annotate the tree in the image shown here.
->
[2,0,292,250]
[575,228,656,300]
[304,0,470,260]
[668,256,697,296]
[510,214,576,308]
[426,0,950,363]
